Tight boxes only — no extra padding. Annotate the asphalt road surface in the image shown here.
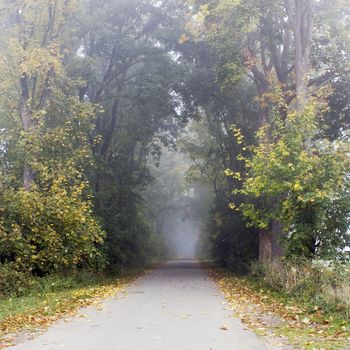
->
[9,260,271,350]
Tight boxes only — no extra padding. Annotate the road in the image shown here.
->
[9,260,271,350]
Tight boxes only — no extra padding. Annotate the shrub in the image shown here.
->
[250,259,350,317]
[0,263,35,298]
[0,179,106,275]
[105,211,166,273]
[230,105,350,260]
[324,283,350,313]
[211,205,259,274]
[0,265,111,299]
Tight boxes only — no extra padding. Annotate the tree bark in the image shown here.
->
[19,74,34,190]
[259,0,314,262]
[286,0,313,110]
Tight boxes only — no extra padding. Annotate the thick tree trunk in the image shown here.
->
[286,0,313,110]
[259,229,272,261]
[256,90,284,262]
[259,220,284,261]
[259,0,313,262]
[295,0,312,110]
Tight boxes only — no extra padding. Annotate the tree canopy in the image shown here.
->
[0,0,349,278]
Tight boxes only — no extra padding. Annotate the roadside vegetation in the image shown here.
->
[250,260,350,320]
[0,0,349,348]
[209,262,350,350]
[183,1,350,348]
[0,1,185,286]
[0,271,144,348]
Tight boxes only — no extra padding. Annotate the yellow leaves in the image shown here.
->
[293,182,302,192]
[1,176,105,273]
[0,272,140,341]
[230,124,244,145]
[178,33,190,44]
[234,98,350,249]
[255,124,269,141]
[234,172,241,180]
[0,0,109,276]
[228,202,236,210]
[184,4,210,41]
[224,168,242,181]
[224,168,234,177]
[207,266,350,350]
[196,4,210,21]
[20,44,63,78]
[5,35,64,82]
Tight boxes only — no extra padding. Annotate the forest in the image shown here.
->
[0,0,349,349]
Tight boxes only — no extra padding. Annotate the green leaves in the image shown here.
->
[0,0,106,275]
[0,180,105,274]
[228,103,350,259]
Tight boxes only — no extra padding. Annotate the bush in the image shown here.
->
[0,179,106,275]
[103,208,166,273]
[324,283,350,314]
[210,204,259,274]
[0,263,35,298]
[0,264,111,299]
[231,105,350,259]
[250,259,350,317]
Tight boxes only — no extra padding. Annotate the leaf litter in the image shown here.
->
[0,273,142,349]
[207,267,350,350]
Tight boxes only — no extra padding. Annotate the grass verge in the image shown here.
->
[208,265,350,350]
[0,271,143,348]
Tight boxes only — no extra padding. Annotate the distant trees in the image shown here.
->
[76,0,194,269]
[178,44,261,270]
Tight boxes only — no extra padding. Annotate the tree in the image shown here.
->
[72,0,194,269]
[190,0,350,261]
[0,0,105,274]
[229,103,350,260]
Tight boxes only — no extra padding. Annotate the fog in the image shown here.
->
[146,147,212,260]
[162,211,201,258]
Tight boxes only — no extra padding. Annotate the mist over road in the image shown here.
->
[9,260,270,350]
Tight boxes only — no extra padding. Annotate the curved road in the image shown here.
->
[9,260,270,350]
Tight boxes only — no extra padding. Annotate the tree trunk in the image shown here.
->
[286,0,313,110]
[256,90,284,262]
[259,220,284,261]
[259,0,314,262]
[19,75,34,190]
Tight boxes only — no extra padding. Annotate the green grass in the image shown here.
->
[0,272,140,345]
[245,275,350,349]
[207,265,350,350]
[0,274,107,318]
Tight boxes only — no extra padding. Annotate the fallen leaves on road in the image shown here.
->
[207,266,350,350]
[0,274,141,349]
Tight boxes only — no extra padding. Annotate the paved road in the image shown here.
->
[9,260,270,350]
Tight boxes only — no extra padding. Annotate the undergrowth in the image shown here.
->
[209,259,350,349]
[0,270,142,348]
[250,259,350,320]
